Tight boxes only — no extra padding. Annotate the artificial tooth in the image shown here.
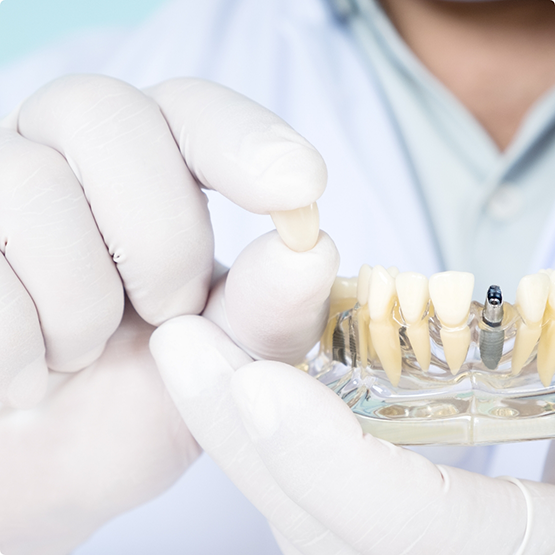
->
[369,265,397,320]
[429,272,474,327]
[429,271,474,374]
[387,266,400,278]
[396,272,429,324]
[369,266,402,386]
[331,276,358,300]
[329,276,358,315]
[516,273,550,323]
[529,271,555,385]
[357,264,372,306]
[270,202,319,252]
[396,272,431,370]
[512,273,550,375]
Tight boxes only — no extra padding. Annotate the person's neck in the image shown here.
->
[378,0,555,150]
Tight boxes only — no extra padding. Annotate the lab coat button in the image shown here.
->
[486,185,523,222]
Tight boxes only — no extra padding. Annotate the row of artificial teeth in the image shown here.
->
[330,266,555,387]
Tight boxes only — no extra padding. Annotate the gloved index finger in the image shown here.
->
[146,78,327,252]
[15,75,214,326]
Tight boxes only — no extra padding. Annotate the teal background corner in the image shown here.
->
[0,0,170,67]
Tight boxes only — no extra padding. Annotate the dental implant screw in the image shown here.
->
[479,285,505,370]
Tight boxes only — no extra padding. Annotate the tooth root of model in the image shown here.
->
[406,319,431,371]
[369,266,402,386]
[511,323,542,375]
[537,314,555,387]
[357,304,370,368]
[440,327,471,374]
[396,271,430,371]
[370,319,402,386]
[537,270,555,386]
[512,273,550,375]
[429,271,474,374]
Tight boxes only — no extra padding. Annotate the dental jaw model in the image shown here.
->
[308,268,555,446]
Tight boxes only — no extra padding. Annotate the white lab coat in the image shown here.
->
[0,0,553,552]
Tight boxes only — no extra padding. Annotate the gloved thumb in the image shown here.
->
[203,229,339,364]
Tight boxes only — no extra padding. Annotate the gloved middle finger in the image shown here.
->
[14,74,214,326]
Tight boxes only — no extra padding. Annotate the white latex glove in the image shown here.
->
[152,316,555,555]
[0,75,330,554]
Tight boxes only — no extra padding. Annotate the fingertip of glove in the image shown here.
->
[149,314,210,359]
[150,315,252,401]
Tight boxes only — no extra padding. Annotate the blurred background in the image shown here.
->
[0,0,169,67]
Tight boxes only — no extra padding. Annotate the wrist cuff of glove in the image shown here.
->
[498,477,533,555]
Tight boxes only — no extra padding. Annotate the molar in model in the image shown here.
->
[329,275,358,316]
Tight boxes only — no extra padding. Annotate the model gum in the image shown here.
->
[270,202,319,252]
[325,266,555,388]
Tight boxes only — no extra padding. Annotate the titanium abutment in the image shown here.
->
[479,285,505,370]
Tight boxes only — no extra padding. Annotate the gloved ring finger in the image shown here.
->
[0,128,124,381]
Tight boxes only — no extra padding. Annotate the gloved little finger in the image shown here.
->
[0,254,47,408]
[203,230,339,365]
[150,316,356,555]
[231,363,545,555]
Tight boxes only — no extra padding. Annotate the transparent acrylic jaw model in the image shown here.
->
[303,267,555,446]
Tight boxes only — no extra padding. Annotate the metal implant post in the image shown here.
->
[479,285,505,369]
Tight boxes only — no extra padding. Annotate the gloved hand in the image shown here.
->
[152,315,555,555]
[0,75,335,554]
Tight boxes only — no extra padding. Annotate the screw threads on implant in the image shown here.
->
[479,285,505,370]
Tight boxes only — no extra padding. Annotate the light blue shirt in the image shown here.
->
[345,0,555,301]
